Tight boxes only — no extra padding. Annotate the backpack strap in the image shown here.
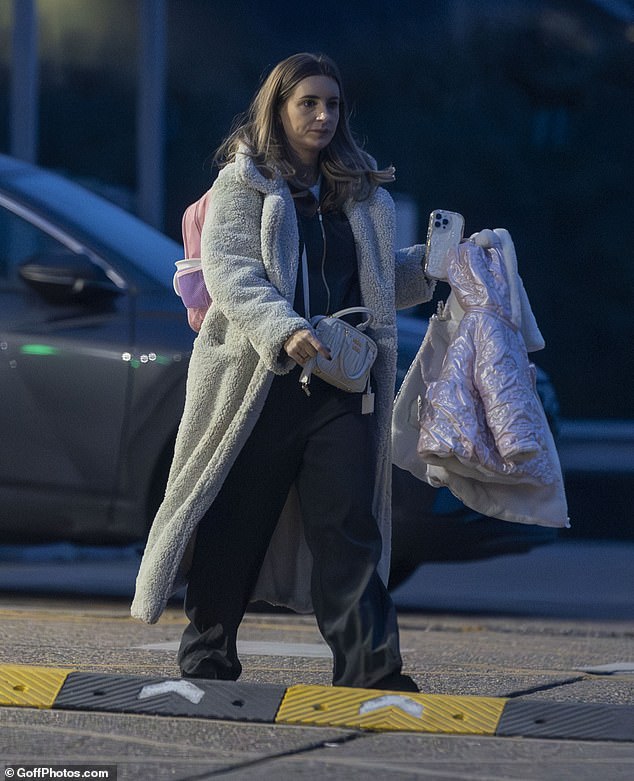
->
[182,188,212,259]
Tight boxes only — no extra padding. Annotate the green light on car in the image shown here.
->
[20,344,60,357]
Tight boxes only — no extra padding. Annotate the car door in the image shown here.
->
[0,197,132,539]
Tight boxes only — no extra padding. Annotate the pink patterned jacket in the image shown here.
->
[393,232,569,528]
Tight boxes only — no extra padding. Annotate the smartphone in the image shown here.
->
[424,209,465,280]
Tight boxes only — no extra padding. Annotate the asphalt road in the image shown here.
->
[0,538,632,620]
[0,539,633,779]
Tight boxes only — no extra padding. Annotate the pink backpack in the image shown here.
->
[173,188,213,332]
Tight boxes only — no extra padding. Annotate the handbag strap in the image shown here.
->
[302,247,374,329]
[302,247,311,320]
[327,307,374,331]
[299,246,375,413]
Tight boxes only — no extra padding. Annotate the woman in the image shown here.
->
[131,52,435,691]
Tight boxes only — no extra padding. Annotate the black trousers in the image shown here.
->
[177,368,403,687]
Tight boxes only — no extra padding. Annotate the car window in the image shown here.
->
[5,169,179,288]
[0,206,68,288]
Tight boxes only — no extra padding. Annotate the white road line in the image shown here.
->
[135,640,333,658]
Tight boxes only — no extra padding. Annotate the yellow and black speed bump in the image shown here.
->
[53,671,287,723]
[0,664,72,709]
[275,684,507,734]
[496,698,634,742]
[1,665,633,742]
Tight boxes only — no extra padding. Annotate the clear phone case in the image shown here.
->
[424,209,465,280]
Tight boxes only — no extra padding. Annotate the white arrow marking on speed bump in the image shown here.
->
[138,680,205,704]
[358,694,424,719]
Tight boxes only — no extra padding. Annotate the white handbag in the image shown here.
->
[298,248,377,413]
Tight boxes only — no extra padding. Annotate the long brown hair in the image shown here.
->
[215,52,395,210]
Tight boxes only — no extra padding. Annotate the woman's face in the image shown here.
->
[279,75,340,167]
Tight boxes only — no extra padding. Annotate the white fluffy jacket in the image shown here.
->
[131,152,434,624]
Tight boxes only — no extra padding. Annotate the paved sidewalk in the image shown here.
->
[0,541,633,778]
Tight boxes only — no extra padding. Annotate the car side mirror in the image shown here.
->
[18,252,122,304]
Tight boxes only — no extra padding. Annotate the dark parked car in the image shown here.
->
[0,154,557,585]
[0,154,188,544]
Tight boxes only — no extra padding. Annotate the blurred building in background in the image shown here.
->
[1,0,633,419]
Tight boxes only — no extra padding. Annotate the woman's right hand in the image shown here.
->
[284,329,331,366]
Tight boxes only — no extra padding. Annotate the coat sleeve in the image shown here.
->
[394,244,436,310]
[370,186,435,310]
[200,171,308,373]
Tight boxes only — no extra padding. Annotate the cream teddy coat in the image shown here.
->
[131,152,434,624]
